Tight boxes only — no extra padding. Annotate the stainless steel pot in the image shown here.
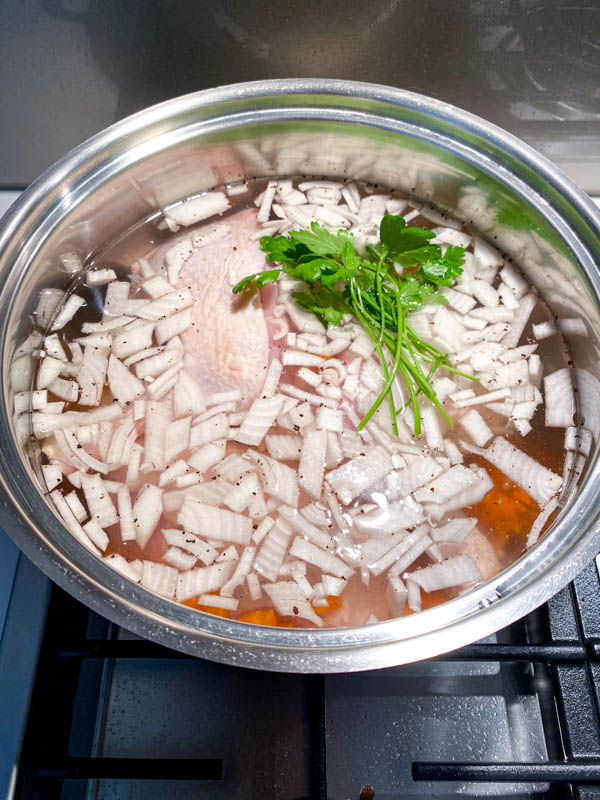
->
[1,79,600,673]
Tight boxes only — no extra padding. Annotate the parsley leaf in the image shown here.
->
[289,222,351,258]
[379,213,406,253]
[232,269,281,293]
[234,204,474,437]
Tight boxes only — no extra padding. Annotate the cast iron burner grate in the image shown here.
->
[12,558,600,800]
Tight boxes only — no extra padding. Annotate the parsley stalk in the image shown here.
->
[233,213,478,438]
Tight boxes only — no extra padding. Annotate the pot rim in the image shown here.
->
[1,78,600,672]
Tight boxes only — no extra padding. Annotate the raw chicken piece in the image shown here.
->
[151,209,270,406]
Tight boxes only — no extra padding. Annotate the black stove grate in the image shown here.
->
[12,559,600,800]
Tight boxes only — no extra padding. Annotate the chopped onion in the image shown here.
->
[264,581,323,626]
[197,594,238,611]
[246,572,262,601]
[143,401,171,471]
[162,529,218,565]
[297,367,322,389]
[532,321,557,340]
[252,516,275,545]
[248,452,299,507]
[261,358,283,398]
[155,307,192,345]
[501,294,537,348]
[424,467,493,520]
[527,496,560,548]
[49,377,79,403]
[175,559,236,602]
[50,489,101,554]
[187,440,226,474]
[279,383,338,410]
[80,473,119,528]
[117,485,136,541]
[387,532,434,577]
[472,279,499,308]
[544,368,575,427]
[133,484,162,548]
[406,554,481,591]
[420,405,444,451]
[414,464,477,503]
[165,192,230,228]
[289,537,354,579]
[104,552,141,582]
[223,471,261,513]
[192,222,232,248]
[107,355,145,405]
[163,546,197,571]
[112,322,155,360]
[37,356,64,390]
[386,456,443,499]
[126,444,143,486]
[189,413,230,449]
[255,517,294,581]
[214,454,253,483]
[327,446,393,505]
[165,416,191,465]
[50,295,86,332]
[443,440,464,466]
[407,580,422,612]
[484,437,562,506]
[65,491,87,523]
[141,275,174,299]
[173,371,206,418]
[278,505,336,551]
[177,500,252,544]
[288,402,314,430]
[454,388,511,408]
[459,409,494,447]
[35,289,65,329]
[164,238,192,284]
[135,288,193,322]
[386,576,407,617]
[431,517,477,543]
[134,349,181,380]
[266,434,303,461]
[77,346,109,406]
[325,432,344,469]
[298,430,327,499]
[142,561,178,598]
[221,545,257,596]
[354,496,424,537]
[83,519,109,551]
[499,263,528,299]
[236,395,285,446]
[42,463,63,492]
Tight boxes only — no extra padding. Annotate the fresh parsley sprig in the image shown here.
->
[233,214,478,437]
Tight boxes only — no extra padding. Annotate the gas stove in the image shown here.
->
[4,537,600,799]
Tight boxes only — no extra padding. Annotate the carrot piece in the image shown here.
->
[472,461,540,552]
[237,608,278,626]
[313,595,342,615]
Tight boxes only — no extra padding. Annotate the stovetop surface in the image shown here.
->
[3,538,600,800]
